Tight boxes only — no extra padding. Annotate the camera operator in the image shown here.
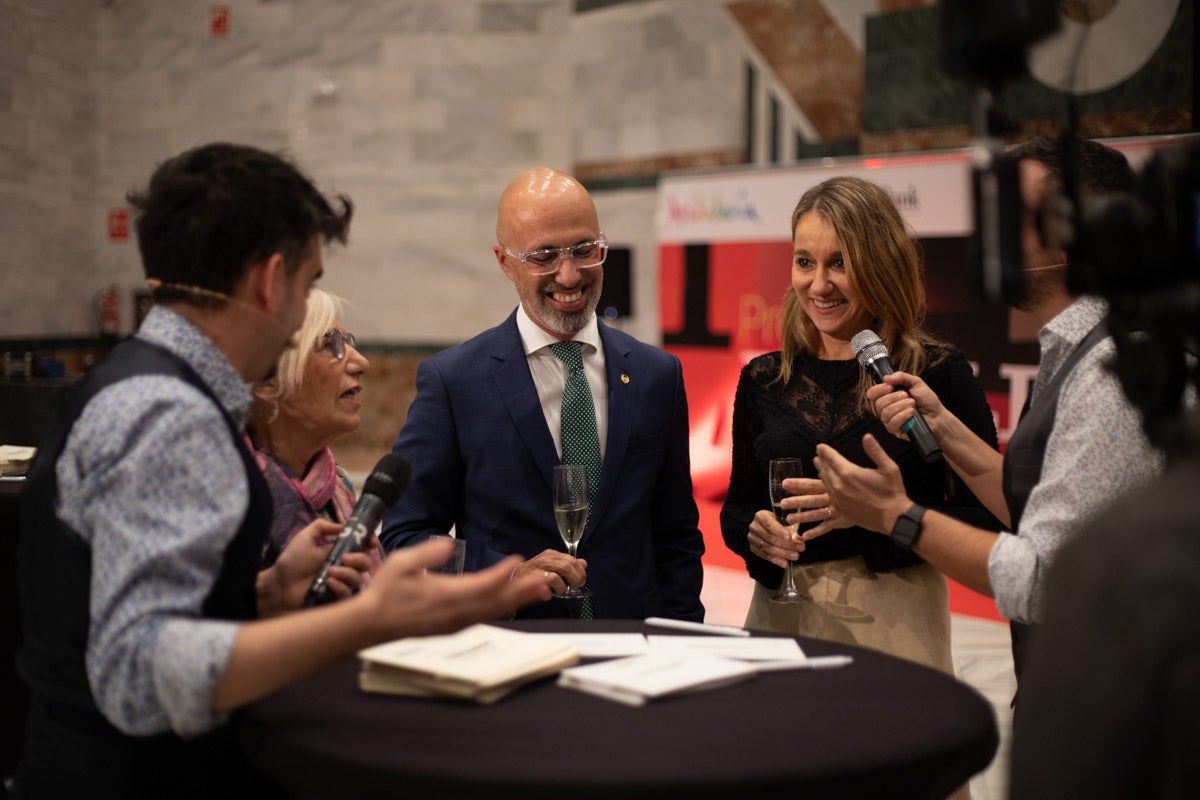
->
[1009,139,1200,799]
[809,135,1165,706]
[1008,410,1200,798]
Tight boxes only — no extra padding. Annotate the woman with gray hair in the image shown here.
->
[246,288,379,578]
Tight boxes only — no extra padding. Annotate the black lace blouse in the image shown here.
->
[719,345,1001,589]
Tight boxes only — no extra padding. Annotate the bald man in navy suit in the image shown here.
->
[380,167,704,621]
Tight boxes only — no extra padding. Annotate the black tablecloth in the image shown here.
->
[238,619,997,799]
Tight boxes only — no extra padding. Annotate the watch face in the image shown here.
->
[892,506,924,547]
[893,518,918,547]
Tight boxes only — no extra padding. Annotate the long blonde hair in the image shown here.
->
[778,176,938,404]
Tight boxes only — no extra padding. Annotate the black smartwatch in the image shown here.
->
[891,504,927,548]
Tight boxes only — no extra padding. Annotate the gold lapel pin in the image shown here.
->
[620,374,630,384]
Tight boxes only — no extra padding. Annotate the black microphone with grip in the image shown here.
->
[304,453,411,607]
[850,330,942,464]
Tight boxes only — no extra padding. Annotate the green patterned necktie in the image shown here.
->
[550,340,600,619]
[549,341,602,500]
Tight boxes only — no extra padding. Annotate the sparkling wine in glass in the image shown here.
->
[552,464,591,599]
[768,458,811,604]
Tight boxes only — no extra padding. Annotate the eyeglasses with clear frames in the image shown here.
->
[317,329,357,361]
[499,234,608,276]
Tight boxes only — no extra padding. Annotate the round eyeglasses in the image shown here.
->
[317,329,357,360]
[499,234,608,276]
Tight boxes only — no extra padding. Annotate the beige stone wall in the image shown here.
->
[329,349,432,474]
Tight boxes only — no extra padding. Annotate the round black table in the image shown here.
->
[238,619,997,799]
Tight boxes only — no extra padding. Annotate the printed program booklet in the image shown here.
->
[358,624,581,704]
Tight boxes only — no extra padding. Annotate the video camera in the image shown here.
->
[1069,141,1200,327]
[1070,141,1200,453]
[941,0,1200,454]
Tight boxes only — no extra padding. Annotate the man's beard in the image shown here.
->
[532,277,602,336]
[535,299,597,336]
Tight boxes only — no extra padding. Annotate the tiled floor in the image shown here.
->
[701,564,1015,800]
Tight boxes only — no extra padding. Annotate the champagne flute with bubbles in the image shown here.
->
[552,464,591,598]
[768,458,811,604]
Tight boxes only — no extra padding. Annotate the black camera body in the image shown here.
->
[1070,140,1200,323]
[1069,140,1200,454]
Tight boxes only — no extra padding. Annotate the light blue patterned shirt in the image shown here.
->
[55,305,252,736]
[988,296,1165,623]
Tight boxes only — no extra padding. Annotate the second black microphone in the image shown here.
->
[304,453,411,607]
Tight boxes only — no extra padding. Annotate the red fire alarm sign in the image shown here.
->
[108,208,129,241]
[210,5,231,37]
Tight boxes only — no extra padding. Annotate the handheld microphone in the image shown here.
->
[304,453,411,607]
[850,330,942,464]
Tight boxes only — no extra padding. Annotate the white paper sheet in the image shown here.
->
[526,633,650,658]
[646,635,806,662]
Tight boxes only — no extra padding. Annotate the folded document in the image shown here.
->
[358,624,580,704]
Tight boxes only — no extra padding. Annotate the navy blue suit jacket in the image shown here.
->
[380,311,705,621]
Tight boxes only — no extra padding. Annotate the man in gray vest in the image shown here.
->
[12,143,549,798]
[805,135,1163,693]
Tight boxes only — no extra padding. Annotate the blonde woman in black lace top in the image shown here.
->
[719,176,999,672]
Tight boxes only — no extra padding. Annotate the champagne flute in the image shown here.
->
[768,458,811,604]
[552,464,591,599]
[425,534,466,575]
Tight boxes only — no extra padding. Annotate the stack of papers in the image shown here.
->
[646,635,805,661]
[531,632,809,662]
[358,624,580,704]
[547,633,853,705]
[557,652,758,706]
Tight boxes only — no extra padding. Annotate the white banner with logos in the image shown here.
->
[654,136,1185,245]
[656,153,975,244]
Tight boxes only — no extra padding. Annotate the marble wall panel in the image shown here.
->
[0,0,99,337]
[572,0,744,172]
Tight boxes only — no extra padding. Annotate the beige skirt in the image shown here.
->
[744,556,954,675]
